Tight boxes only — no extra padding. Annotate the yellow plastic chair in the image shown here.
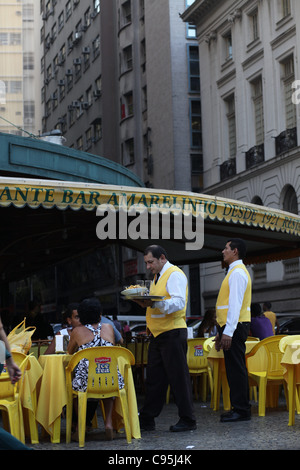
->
[66,346,135,448]
[203,336,215,353]
[129,336,150,393]
[0,353,30,443]
[246,335,288,416]
[187,338,213,401]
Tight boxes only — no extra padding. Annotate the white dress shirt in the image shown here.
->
[153,261,187,315]
[223,260,249,337]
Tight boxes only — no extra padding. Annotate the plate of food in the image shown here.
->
[121,285,148,297]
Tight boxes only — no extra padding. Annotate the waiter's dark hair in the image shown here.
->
[144,245,168,260]
[227,238,247,260]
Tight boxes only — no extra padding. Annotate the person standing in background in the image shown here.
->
[215,238,252,423]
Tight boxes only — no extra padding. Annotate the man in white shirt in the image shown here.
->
[215,238,252,422]
[135,245,196,433]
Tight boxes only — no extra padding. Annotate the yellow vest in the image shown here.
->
[146,265,188,337]
[216,263,251,327]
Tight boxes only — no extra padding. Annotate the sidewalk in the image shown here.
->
[29,394,300,451]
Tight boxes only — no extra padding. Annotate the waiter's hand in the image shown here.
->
[219,334,232,351]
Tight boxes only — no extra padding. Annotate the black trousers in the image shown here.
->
[219,322,251,416]
[139,328,195,425]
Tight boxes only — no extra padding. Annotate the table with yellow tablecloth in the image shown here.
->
[20,355,43,443]
[207,341,258,411]
[36,354,71,443]
[36,353,140,444]
[281,343,300,426]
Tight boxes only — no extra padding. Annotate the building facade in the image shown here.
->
[40,0,202,192]
[183,0,300,314]
[0,0,41,137]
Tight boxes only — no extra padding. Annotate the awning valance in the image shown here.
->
[1,177,300,282]
[1,178,300,236]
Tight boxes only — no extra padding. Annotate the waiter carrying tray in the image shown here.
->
[134,245,196,433]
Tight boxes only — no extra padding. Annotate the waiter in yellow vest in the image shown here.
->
[215,238,252,422]
[135,245,196,433]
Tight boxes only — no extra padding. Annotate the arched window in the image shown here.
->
[251,195,263,206]
[282,184,298,214]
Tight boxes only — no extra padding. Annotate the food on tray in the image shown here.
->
[125,284,144,290]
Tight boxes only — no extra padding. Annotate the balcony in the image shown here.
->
[220,158,236,181]
[245,143,264,170]
[275,127,297,155]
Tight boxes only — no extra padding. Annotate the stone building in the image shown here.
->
[182,0,300,314]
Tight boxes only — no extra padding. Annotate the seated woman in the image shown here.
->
[197,309,217,338]
[67,297,124,440]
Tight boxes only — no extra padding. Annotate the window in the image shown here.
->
[66,0,72,20]
[0,81,5,105]
[86,86,93,106]
[85,128,92,150]
[187,24,196,39]
[223,30,233,62]
[121,92,133,119]
[282,0,291,17]
[84,7,91,28]
[0,33,8,45]
[77,136,83,151]
[52,90,58,110]
[94,0,100,14]
[251,76,264,145]
[121,1,131,26]
[251,9,259,41]
[10,33,21,45]
[24,53,34,70]
[225,95,236,158]
[188,45,200,92]
[283,185,298,214]
[67,33,73,52]
[190,99,202,148]
[191,154,203,192]
[93,118,102,141]
[95,76,102,96]
[10,81,22,94]
[282,56,296,129]
[92,35,100,59]
[123,138,135,165]
[58,11,64,31]
[123,45,133,72]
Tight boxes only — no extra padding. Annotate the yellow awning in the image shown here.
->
[1,177,300,282]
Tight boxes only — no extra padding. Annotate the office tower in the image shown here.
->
[41,0,201,191]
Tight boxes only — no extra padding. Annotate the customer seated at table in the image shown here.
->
[250,303,273,340]
[67,297,124,440]
[44,303,81,354]
[27,300,54,340]
[197,309,218,337]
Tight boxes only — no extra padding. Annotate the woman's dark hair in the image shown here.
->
[227,238,247,260]
[78,298,102,325]
[144,245,168,259]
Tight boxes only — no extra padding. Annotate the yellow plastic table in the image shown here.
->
[208,341,258,411]
[36,354,71,443]
[281,343,300,426]
[20,355,43,444]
